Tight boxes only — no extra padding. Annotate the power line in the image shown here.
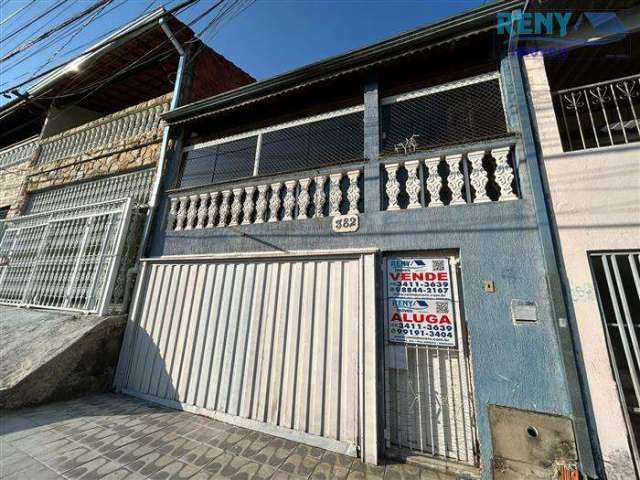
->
[0,0,122,77]
[1,0,73,45]
[0,0,38,27]
[0,0,204,97]
[0,0,166,86]
[1,0,114,64]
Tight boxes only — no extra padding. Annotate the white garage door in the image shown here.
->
[116,253,373,456]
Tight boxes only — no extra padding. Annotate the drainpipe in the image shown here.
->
[124,16,187,308]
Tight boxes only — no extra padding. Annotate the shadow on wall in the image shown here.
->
[115,316,179,406]
[0,315,129,409]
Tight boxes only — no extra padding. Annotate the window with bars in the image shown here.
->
[179,109,365,189]
[180,136,258,189]
[258,111,364,175]
[380,75,508,155]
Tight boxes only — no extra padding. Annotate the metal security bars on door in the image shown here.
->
[0,199,132,314]
[590,252,640,469]
[383,256,477,466]
[553,74,640,152]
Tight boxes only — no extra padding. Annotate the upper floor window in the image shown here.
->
[379,72,508,155]
[179,106,364,189]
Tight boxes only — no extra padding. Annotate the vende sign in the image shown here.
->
[387,258,451,299]
[386,257,456,347]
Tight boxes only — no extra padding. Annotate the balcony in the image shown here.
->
[0,136,39,170]
[382,140,518,210]
[167,166,364,231]
[552,74,640,152]
[37,95,170,167]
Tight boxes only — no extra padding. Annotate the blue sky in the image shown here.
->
[0,0,487,104]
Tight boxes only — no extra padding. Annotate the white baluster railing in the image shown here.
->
[37,95,170,166]
[166,168,364,231]
[383,143,518,210]
[0,136,39,170]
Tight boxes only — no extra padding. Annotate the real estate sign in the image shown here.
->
[386,257,456,347]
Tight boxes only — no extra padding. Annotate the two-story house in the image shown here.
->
[114,2,597,479]
[523,5,640,479]
[0,8,252,317]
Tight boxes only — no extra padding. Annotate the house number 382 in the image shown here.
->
[332,214,359,233]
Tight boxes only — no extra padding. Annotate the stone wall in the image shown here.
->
[0,94,171,216]
[26,138,163,194]
[0,159,30,217]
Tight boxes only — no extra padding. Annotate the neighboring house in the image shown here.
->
[524,9,640,480]
[114,2,597,478]
[0,8,253,316]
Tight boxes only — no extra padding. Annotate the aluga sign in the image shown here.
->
[386,257,456,347]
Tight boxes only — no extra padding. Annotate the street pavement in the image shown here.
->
[0,394,456,480]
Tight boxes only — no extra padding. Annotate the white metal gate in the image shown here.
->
[0,199,132,314]
[590,252,640,474]
[116,253,375,456]
[383,254,478,466]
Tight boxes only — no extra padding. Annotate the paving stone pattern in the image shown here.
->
[1,394,454,480]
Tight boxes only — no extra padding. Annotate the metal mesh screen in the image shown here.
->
[380,78,507,155]
[180,136,257,188]
[258,111,364,176]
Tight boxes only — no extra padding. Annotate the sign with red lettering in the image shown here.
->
[386,258,451,299]
[386,257,456,347]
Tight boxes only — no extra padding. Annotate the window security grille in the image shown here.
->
[258,111,364,175]
[26,168,155,214]
[179,108,365,189]
[180,136,257,189]
[0,199,132,314]
[380,75,508,155]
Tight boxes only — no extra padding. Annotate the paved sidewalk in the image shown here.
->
[1,394,455,480]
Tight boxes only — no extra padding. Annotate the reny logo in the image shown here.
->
[497,12,572,37]
[391,299,430,312]
[389,259,431,270]
[497,11,628,55]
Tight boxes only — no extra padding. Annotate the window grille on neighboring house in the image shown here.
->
[6,169,158,310]
[380,72,508,156]
[0,199,132,314]
[552,73,640,152]
[590,252,640,474]
[179,106,365,189]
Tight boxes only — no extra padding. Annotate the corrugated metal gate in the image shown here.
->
[0,199,132,314]
[383,255,478,466]
[116,253,373,456]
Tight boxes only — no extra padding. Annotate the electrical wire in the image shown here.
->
[1,0,114,64]
[0,0,215,127]
[31,0,224,101]
[0,0,204,97]
[1,0,74,45]
[0,0,152,84]
[0,0,38,27]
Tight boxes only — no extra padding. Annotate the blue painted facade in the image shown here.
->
[145,21,595,479]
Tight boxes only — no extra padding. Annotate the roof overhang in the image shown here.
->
[163,0,525,125]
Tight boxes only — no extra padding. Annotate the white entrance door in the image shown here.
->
[116,253,376,457]
[383,254,478,466]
